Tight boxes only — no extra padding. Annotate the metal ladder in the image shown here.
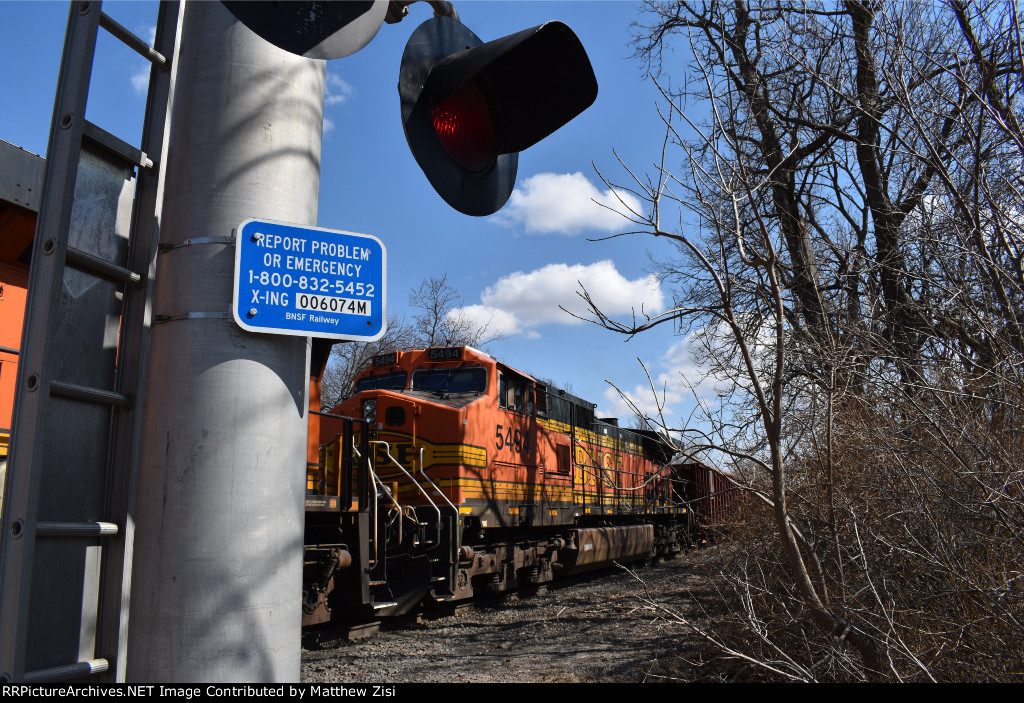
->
[0,1,182,683]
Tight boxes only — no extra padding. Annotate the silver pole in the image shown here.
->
[127,1,324,682]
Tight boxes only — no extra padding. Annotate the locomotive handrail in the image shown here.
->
[571,439,688,515]
[367,463,422,566]
[320,417,371,509]
[570,441,620,512]
[417,447,458,515]
[370,440,443,548]
[310,409,365,422]
[417,447,459,597]
[353,440,399,570]
[573,439,678,492]
[370,465,402,565]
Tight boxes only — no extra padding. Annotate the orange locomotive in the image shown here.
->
[302,345,689,624]
[0,141,41,465]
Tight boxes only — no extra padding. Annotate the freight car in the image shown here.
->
[670,459,741,543]
[301,345,714,626]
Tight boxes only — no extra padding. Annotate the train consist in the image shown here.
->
[301,345,736,626]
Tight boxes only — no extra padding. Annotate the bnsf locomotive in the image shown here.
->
[301,345,698,626]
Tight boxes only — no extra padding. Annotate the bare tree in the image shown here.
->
[581,0,1023,681]
[409,274,505,349]
[320,314,414,410]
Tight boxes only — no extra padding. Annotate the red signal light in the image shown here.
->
[430,81,494,173]
[400,18,596,215]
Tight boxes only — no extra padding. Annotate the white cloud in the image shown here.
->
[130,66,149,96]
[491,172,644,235]
[451,260,663,337]
[325,72,354,106]
[599,344,686,420]
[482,260,662,324]
[129,26,157,97]
[600,382,685,422]
[451,304,523,338]
[323,117,335,134]
[596,338,714,421]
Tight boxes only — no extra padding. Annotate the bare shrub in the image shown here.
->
[584,0,1024,681]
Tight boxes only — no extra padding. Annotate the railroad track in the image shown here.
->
[301,562,653,650]
[299,552,711,683]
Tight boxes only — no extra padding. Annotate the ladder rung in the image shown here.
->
[36,521,119,537]
[82,120,154,170]
[99,12,168,68]
[371,601,398,610]
[66,246,142,286]
[24,658,109,683]
[50,380,133,409]
[368,580,387,587]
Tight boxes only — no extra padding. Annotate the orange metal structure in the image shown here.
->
[0,141,42,462]
[0,264,28,462]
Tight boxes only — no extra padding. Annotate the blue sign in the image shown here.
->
[232,219,386,341]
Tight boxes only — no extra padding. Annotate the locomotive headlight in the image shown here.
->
[362,399,377,425]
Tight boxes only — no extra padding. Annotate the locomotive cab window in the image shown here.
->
[354,371,407,393]
[412,366,486,394]
[498,371,533,415]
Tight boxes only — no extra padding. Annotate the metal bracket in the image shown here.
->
[385,1,459,23]
[158,236,235,253]
[153,311,233,324]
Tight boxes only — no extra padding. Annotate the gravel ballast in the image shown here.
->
[301,550,719,684]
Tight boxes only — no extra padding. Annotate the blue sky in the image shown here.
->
[0,0,705,431]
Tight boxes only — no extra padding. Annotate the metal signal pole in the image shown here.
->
[127,1,324,681]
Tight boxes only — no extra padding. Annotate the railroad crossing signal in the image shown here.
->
[398,17,598,216]
[220,0,387,59]
[221,3,598,216]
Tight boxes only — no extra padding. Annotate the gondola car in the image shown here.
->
[301,346,691,625]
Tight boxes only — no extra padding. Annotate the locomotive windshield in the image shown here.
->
[412,367,486,394]
[354,371,407,393]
